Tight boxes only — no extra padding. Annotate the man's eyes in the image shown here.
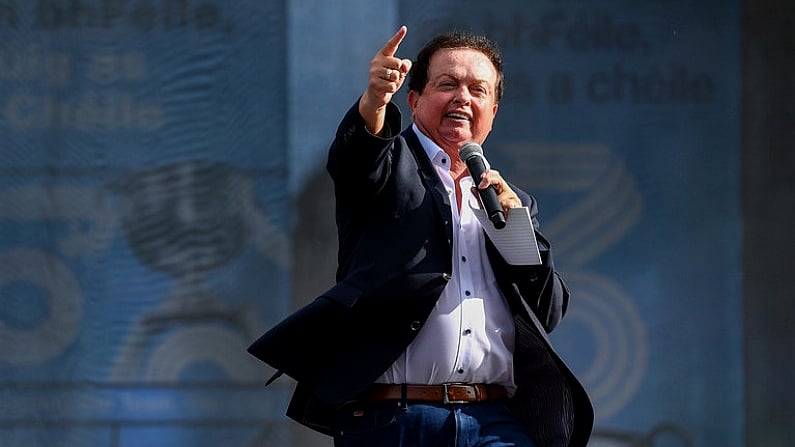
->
[437,81,488,95]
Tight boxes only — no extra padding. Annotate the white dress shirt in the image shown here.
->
[376,125,517,393]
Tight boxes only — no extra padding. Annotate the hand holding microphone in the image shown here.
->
[459,142,521,230]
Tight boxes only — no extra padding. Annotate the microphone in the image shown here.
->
[459,142,506,229]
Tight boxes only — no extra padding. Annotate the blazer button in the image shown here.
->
[442,273,452,281]
[409,321,421,331]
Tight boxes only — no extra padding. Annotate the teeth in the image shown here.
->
[447,113,469,120]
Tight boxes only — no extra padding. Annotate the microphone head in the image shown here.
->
[459,141,483,161]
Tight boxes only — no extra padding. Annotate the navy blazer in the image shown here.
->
[248,101,593,447]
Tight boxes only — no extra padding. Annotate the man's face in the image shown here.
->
[408,48,499,155]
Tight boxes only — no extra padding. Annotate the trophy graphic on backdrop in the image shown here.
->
[109,160,286,383]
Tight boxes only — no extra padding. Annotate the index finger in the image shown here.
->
[380,25,408,57]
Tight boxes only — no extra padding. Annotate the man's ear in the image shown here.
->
[407,90,418,113]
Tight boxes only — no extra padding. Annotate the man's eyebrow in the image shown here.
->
[432,73,493,86]
[433,73,458,80]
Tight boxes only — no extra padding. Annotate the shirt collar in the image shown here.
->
[412,124,450,170]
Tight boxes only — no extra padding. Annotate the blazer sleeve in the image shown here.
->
[326,100,402,199]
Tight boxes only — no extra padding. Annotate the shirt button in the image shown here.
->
[409,321,421,331]
[461,256,467,262]
[457,368,464,374]
[465,290,471,296]
[463,329,471,336]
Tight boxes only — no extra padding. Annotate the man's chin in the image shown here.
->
[440,130,473,146]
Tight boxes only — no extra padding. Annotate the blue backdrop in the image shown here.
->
[0,1,742,446]
[0,1,291,446]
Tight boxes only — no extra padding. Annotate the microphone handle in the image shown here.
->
[481,186,506,229]
[465,155,506,229]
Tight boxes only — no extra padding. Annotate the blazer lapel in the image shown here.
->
[402,128,453,243]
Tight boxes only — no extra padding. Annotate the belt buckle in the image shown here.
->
[442,383,468,405]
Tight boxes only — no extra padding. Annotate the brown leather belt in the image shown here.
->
[357,383,509,404]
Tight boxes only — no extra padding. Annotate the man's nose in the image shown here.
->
[453,87,472,104]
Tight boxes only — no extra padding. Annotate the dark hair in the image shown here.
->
[408,31,504,102]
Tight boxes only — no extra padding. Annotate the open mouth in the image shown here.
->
[445,112,470,121]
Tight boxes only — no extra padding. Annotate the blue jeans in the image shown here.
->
[332,400,538,447]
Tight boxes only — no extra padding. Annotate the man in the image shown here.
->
[249,26,593,447]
